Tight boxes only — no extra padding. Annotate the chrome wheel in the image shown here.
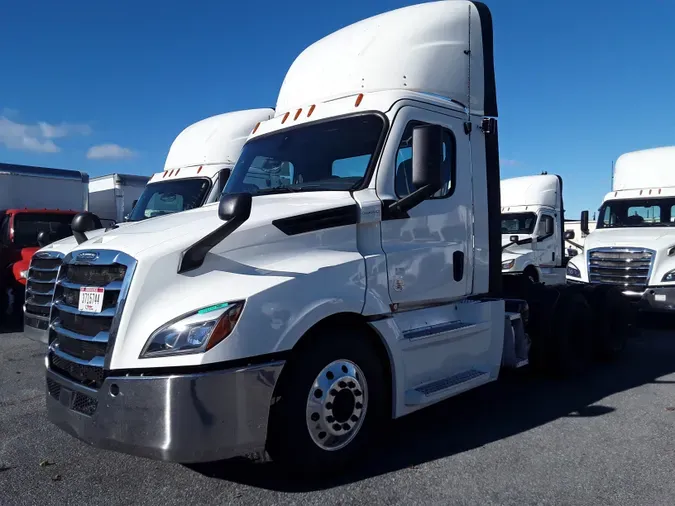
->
[305,359,368,451]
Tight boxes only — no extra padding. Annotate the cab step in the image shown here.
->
[405,369,489,406]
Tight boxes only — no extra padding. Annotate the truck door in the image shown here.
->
[535,212,557,267]
[379,107,472,306]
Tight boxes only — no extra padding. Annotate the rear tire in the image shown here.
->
[266,326,388,477]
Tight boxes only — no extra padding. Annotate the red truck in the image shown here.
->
[0,163,90,327]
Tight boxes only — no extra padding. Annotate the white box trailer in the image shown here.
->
[88,173,150,225]
[0,163,88,211]
[566,145,675,311]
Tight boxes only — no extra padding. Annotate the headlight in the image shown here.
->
[502,259,515,270]
[566,263,581,278]
[140,301,244,358]
[662,270,675,283]
[19,270,28,279]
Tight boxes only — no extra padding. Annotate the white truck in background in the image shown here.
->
[88,174,150,226]
[43,1,632,477]
[500,174,580,285]
[22,108,274,342]
[566,146,675,312]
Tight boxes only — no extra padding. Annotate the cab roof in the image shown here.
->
[275,1,496,118]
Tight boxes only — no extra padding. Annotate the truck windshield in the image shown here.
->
[13,213,75,248]
[597,197,675,228]
[224,114,384,196]
[501,212,537,234]
[127,178,211,222]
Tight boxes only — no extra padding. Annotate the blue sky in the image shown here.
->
[1,0,674,217]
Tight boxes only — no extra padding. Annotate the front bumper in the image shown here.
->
[23,314,49,344]
[46,360,285,463]
[565,279,675,312]
[639,286,675,312]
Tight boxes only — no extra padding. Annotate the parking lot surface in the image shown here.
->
[1,319,674,506]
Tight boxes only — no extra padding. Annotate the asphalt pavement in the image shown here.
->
[1,317,674,506]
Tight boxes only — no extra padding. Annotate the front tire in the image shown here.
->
[266,326,388,476]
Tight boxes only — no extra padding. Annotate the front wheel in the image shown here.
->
[266,326,388,476]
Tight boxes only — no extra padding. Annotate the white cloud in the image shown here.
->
[0,116,61,153]
[38,121,92,139]
[87,143,135,160]
[0,113,92,153]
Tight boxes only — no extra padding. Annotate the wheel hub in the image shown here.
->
[306,359,368,451]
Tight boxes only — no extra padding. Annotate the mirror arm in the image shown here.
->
[566,239,584,251]
[387,183,442,219]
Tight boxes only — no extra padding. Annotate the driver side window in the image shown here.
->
[395,121,456,198]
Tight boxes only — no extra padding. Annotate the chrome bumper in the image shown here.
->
[46,360,285,463]
[23,314,49,344]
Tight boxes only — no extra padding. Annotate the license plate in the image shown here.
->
[79,287,105,313]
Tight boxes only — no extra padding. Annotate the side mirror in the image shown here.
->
[412,124,443,189]
[37,231,50,247]
[71,212,99,245]
[564,230,575,240]
[179,193,252,274]
[218,192,252,222]
[387,124,443,218]
[568,249,578,257]
[580,210,590,235]
[544,218,554,236]
[510,235,519,243]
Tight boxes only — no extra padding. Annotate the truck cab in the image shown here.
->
[566,146,675,311]
[43,1,629,476]
[22,108,274,343]
[500,174,576,285]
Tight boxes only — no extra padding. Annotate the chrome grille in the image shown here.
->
[24,252,63,321]
[587,247,655,293]
[48,250,136,389]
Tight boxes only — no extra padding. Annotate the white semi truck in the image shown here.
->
[566,146,675,312]
[88,173,151,226]
[500,174,580,285]
[23,108,273,342]
[44,1,632,476]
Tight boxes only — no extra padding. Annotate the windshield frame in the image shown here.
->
[500,211,538,235]
[597,197,675,229]
[126,176,213,222]
[223,111,390,197]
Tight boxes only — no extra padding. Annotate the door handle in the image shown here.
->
[453,250,464,281]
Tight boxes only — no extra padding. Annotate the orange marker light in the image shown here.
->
[282,112,290,124]
[355,93,364,107]
[197,165,203,174]
[308,105,316,117]
[294,108,302,120]
[175,168,181,176]
[163,171,168,178]
[252,122,261,134]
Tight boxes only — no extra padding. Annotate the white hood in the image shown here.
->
[574,227,675,286]
[67,192,356,262]
[584,227,675,252]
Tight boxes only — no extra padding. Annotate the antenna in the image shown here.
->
[611,160,614,190]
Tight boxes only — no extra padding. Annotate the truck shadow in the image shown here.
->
[188,320,675,492]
